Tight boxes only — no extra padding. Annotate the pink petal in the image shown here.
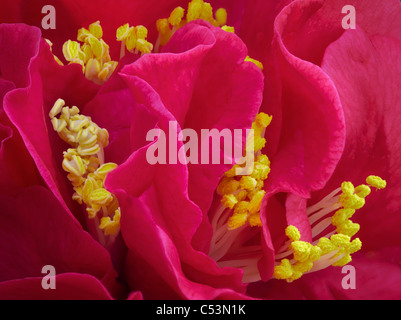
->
[247,247,401,299]
[270,2,346,196]
[3,26,98,223]
[319,27,401,249]
[0,186,123,298]
[0,273,115,300]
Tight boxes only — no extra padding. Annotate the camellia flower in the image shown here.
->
[1,0,401,300]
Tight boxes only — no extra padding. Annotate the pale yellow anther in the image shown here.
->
[248,190,265,214]
[221,194,238,210]
[87,36,104,60]
[136,39,153,54]
[77,28,92,42]
[125,29,137,52]
[85,58,102,82]
[135,25,148,39]
[245,56,264,71]
[168,7,185,26]
[93,163,118,180]
[187,0,203,21]
[239,176,257,191]
[62,155,86,177]
[62,21,118,84]
[199,2,214,23]
[228,212,248,230]
[221,25,235,33]
[62,40,80,61]
[156,19,172,46]
[99,209,121,235]
[116,24,131,41]
[215,8,227,26]
[366,175,387,189]
[49,98,66,119]
[77,143,101,156]
[88,188,113,206]
[69,118,91,132]
[217,178,240,195]
[89,21,103,39]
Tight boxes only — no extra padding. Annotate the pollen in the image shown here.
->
[216,113,272,230]
[45,39,64,66]
[155,0,230,52]
[154,0,262,70]
[273,175,386,282]
[62,21,118,84]
[49,98,121,238]
[366,175,387,189]
[245,56,264,71]
[116,23,153,57]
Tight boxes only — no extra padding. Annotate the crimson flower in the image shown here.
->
[0,0,400,300]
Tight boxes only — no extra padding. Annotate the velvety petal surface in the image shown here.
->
[247,247,401,299]
[0,186,122,298]
[0,273,115,300]
[105,21,264,298]
[318,27,401,250]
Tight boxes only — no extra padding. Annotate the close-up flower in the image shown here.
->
[0,0,400,301]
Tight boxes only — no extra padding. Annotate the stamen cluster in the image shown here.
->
[274,176,386,282]
[62,21,118,84]
[49,99,121,237]
[216,113,272,230]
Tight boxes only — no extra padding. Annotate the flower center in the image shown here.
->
[208,113,387,284]
[61,21,118,85]
[273,175,386,282]
[49,98,121,248]
[208,113,272,283]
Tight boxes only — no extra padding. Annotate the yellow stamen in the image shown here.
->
[62,21,117,85]
[273,175,386,282]
[215,8,227,26]
[168,7,185,26]
[216,113,272,230]
[116,23,153,55]
[49,98,121,238]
